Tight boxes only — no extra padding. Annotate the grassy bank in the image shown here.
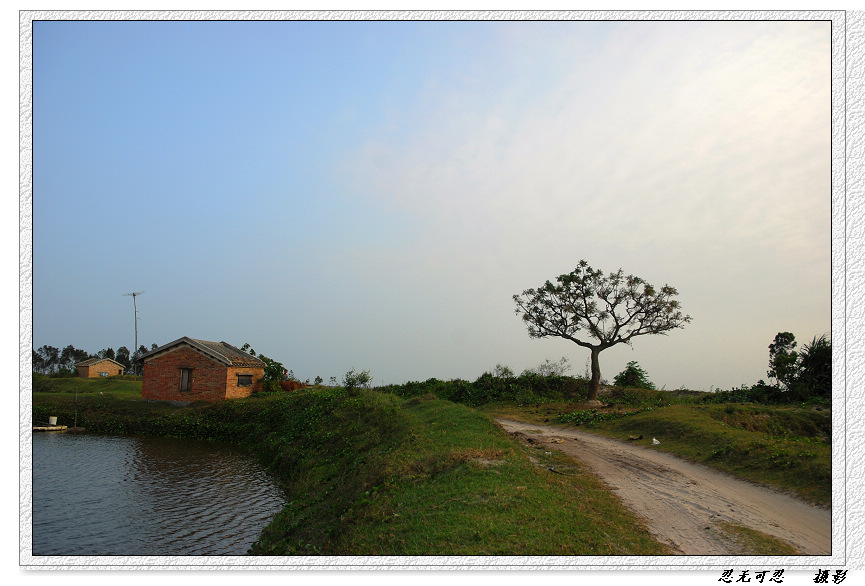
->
[251,394,668,555]
[379,377,831,507]
[594,403,830,505]
[31,379,669,555]
[481,399,831,506]
[32,373,143,401]
[31,375,830,553]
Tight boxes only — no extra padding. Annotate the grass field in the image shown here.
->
[31,374,832,553]
[480,400,831,506]
[32,373,143,400]
[31,377,668,555]
[249,394,670,555]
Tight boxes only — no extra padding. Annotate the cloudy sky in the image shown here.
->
[30,18,832,391]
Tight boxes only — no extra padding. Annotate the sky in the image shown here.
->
[29,18,832,392]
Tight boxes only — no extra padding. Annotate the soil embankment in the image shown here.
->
[497,418,830,555]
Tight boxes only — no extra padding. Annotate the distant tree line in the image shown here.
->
[701,331,831,405]
[33,342,159,376]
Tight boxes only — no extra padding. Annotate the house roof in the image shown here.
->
[76,357,125,368]
[140,337,265,367]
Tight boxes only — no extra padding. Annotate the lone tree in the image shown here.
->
[767,332,799,391]
[513,260,691,403]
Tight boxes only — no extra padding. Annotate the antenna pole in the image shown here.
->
[123,291,144,374]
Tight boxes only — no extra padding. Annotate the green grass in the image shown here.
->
[32,373,143,401]
[710,521,801,555]
[32,374,830,553]
[249,394,669,555]
[31,382,669,556]
[482,401,831,506]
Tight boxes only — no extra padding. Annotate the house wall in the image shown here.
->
[77,360,124,378]
[225,366,265,398]
[142,346,263,402]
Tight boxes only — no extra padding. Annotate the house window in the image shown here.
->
[237,374,253,387]
[180,368,193,392]
[99,372,108,377]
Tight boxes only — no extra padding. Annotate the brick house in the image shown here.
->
[76,357,126,378]
[141,337,265,402]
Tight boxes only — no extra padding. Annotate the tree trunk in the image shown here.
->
[588,346,602,401]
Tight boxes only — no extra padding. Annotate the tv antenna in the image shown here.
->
[123,291,144,373]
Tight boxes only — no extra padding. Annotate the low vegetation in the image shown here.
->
[32,334,832,554]
[32,373,143,402]
[32,378,668,555]
[250,394,668,555]
[378,371,591,407]
[710,520,801,556]
[613,361,656,390]
[590,404,829,505]
[479,386,831,506]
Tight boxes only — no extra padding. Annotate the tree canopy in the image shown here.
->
[115,346,131,370]
[767,332,799,391]
[767,332,831,400]
[513,260,691,401]
[34,342,158,376]
[242,342,289,392]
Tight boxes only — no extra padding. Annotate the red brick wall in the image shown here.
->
[142,346,263,402]
[77,360,124,378]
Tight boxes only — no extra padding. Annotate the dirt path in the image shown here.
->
[496,418,830,555]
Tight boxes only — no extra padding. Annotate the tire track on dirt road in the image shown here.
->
[497,418,830,555]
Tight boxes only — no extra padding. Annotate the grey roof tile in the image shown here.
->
[76,357,125,368]
[141,337,265,367]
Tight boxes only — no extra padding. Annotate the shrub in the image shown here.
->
[522,356,571,377]
[554,407,652,427]
[343,368,372,395]
[700,382,789,405]
[382,373,589,407]
[613,361,655,390]
[491,364,514,378]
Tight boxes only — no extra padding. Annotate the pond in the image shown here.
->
[32,432,285,556]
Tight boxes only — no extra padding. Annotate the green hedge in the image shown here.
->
[378,373,590,407]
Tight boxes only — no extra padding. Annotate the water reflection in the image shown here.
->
[32,433,285,556]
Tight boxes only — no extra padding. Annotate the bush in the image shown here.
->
[491,364,514,378]
[259,355,288,392]
[700,382,790,405]
[522,356,571,377]
[613,361,655,389]
[343,368,372,395]
[381,373,589,407]
[554,406,656,426]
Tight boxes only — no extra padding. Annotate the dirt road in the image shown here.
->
[496,418,830,555]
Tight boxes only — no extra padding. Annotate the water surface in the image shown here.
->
[32,433,285,556]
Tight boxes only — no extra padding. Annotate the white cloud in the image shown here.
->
[332,21,830,389]
[348,23,827,258]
